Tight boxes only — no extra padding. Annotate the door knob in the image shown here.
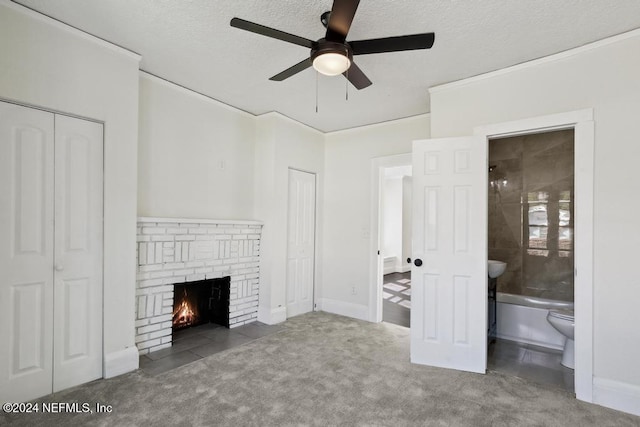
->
[55,263,64,271]
[414,259,423,267]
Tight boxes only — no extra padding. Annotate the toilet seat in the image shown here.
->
[548,309,574,321]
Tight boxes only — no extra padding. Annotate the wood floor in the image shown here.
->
[382,271,411,328]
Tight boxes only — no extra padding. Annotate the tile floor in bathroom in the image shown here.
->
[488,338,575,394]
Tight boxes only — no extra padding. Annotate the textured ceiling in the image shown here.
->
[13,0,640,132]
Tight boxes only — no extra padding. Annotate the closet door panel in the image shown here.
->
[0,102,55,402]
[53,115,103,391]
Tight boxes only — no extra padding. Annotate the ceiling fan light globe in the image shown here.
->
[312,52,351,76]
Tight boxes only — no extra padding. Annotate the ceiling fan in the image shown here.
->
[230,0,435,90]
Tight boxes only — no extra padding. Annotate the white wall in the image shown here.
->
[429,31,640,413]
[322,116,429,319]
[382,174,412,273]
[382,177,403,264]
[254,113,324,324]
[138,73,255,219]
[0,1,141,376]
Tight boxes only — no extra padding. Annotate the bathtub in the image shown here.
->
[495,292,573,350]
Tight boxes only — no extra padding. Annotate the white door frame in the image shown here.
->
[369,153,412,323]
[474,108,595,402]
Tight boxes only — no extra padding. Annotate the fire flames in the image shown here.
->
[173,294,196,328]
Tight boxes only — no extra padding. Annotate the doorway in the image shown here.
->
[475,109,594,401]
[381,165,412,327]
[486,129,576,393]
[408,109,594,401]
[369,153,412,324]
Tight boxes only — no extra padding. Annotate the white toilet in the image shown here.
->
[546,309,575,369]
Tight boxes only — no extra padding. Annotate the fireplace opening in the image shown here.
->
[172,276,230,331]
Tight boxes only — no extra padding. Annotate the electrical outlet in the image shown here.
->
[351,285,357,295]
[361,227,370,239]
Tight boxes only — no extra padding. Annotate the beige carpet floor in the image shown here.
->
[1,312,638,426]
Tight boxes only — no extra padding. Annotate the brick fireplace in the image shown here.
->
[134,217,262,355]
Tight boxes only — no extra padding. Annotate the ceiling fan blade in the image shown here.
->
[343,61,372,90]
[231,18,314,49]
[326,0,360,42]
[269,58,312,81]
[350,33,435,55]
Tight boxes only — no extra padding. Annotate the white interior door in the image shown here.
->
[0,102,103,402]
[53,115,103,391]
[0,103,55,402]
[410,136,487,374]
[286,169,316,317]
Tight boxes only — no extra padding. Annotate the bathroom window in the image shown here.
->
[558,190,573,257]
[527,192,549,255]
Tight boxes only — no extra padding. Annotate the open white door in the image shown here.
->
[410,136,487,374]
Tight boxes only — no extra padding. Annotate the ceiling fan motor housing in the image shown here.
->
[310,39,353,63]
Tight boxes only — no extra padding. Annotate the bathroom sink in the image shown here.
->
[488,260,507,278]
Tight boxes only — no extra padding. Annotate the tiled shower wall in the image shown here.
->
[488,130,574,301]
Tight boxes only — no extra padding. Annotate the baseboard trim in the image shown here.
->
[257,305,287,325]
[593,377,640,416]
[104,346,139,378]
[319,298,369,322]
[494,332,564,351]
[383,265,411,275]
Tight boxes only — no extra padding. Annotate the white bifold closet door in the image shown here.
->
[0,102,103,403]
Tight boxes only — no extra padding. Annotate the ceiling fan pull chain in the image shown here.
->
[346,67,349,101]
[315,70,319,113]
